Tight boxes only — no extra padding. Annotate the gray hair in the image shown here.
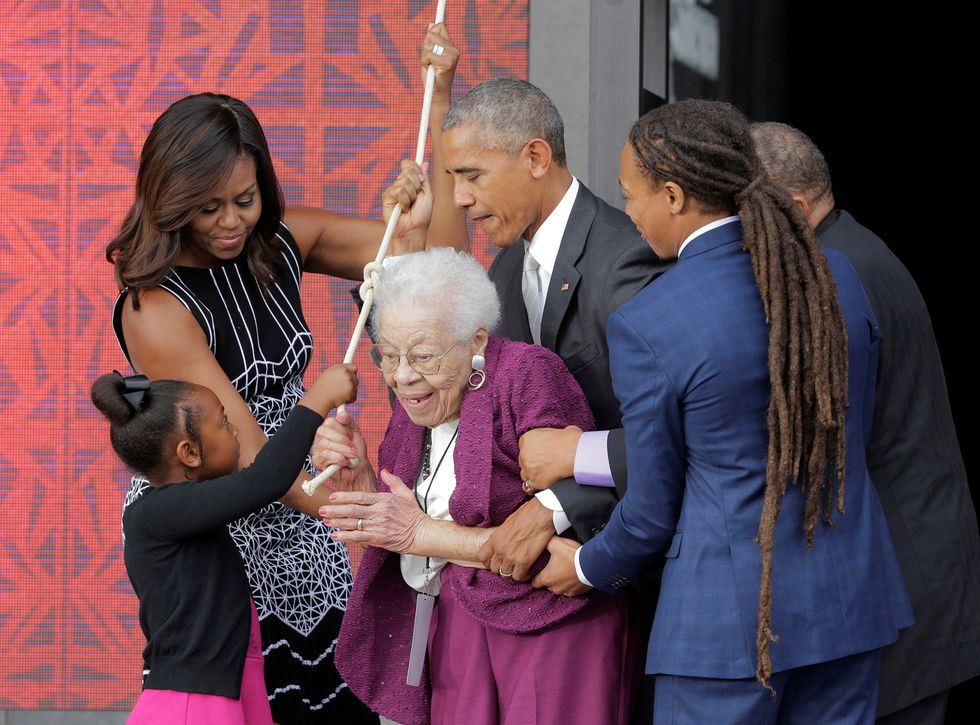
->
[750,121,833,204]
[442,77,567,166]
[371,247,501,341]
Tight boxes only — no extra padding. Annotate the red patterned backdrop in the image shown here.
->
[0,0,526,709]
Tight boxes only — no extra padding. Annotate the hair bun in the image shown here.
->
[90,372,137,426]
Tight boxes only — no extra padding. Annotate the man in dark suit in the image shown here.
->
[430,77,668,577]
[751,121,980,724]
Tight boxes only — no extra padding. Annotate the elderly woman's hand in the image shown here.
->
[531,536,593,597]
[320,469,429,554]
[518,425,583,491]
[311,410,376,493]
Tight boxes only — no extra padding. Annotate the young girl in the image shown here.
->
[91,363,357,724]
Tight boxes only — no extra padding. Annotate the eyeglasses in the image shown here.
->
[369,339,462,375]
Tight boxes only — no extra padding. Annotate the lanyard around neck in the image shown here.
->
[415,424,459,515]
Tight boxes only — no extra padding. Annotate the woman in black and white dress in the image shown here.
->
[106,92,437,723]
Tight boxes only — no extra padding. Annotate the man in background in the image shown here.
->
[752,121,980,724]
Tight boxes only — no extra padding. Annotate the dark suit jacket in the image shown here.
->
[489,182,669,540]
[818,209,980,715]
[581,219,912,677]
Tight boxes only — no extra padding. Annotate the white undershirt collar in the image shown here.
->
[677,215,740,258]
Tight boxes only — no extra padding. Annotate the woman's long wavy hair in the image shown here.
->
[628,99,849,689]
[106,92,286,307]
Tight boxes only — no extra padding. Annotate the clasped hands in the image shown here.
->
[479,500,590,597]
[483,424,590,594]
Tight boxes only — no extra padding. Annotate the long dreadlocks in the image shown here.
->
[628,99,849,689]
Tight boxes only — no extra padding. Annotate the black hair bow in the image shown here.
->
[114,370,151,412]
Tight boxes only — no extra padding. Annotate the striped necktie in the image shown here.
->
[522,250,543,344]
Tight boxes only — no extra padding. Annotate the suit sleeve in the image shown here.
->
[604,233,671,315]
[606,428,629,499]
[133,405,324,540]
[578,310,684,593]
[549,478,620,542]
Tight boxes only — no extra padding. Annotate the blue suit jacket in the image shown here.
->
[579,220,913,679]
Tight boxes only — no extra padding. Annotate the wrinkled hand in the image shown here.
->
[383,159,432,250]
[421,22,459,107]
[519,425,583,490]
[531,536,592,597]
[477,497,554,581]
[311,410,375,492]
[319,469,428,554]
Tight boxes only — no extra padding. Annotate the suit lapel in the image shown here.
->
[541,260,581,350]
[492,246,534,344]
[540,186,597,350]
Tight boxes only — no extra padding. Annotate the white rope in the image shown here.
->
[303,0,448,496]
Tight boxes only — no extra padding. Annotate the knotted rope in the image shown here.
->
[303,0,448,496]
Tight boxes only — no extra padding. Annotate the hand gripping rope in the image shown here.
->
[303,0,448,496]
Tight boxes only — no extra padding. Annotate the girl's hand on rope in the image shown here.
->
[422,22,459,108]
[302,363,358,416]
[311,409,376,493]
[383,159,433,253]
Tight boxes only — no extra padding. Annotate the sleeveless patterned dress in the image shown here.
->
[113,223,376,723]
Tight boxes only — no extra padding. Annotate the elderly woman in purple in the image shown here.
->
[313,247,631,725]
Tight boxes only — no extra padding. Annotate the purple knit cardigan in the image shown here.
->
[335,335,598,724]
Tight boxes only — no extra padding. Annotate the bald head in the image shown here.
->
[751,122,834,227]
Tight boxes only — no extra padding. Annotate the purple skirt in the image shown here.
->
[128,600,272,725]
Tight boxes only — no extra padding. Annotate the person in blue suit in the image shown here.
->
[534,99,913,723]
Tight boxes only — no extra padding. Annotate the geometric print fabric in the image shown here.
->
[0,0,527,709]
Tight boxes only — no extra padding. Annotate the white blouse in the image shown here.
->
[400,418,459,595]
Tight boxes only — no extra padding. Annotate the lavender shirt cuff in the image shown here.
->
[573,430,615,487]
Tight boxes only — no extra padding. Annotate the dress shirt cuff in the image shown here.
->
[535,489,572,534]
[573,430,615,487]
[574,545,593,586]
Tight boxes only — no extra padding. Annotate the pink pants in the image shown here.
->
[128,600,272,725]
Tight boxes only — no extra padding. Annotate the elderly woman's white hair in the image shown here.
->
[371,247,501,340]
